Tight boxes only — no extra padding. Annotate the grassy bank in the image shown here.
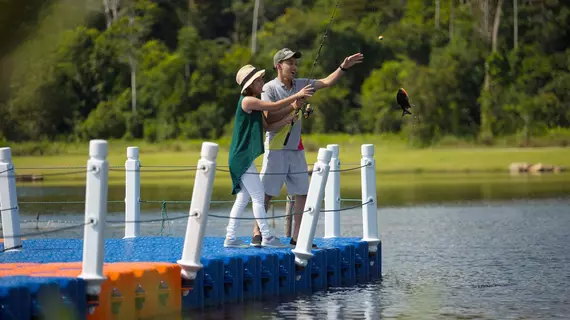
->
[5,128,570,157]
[5,133,570,187]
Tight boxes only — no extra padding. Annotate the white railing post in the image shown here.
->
[292,148,332,267]
[360,144,380,253]
[324,144,341,238]
[0,147,22,252]
[124,146,140,238]
[177,142,218,281]
[78,139,109,312]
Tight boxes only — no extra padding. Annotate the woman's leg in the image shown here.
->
[239,163,274,239]
[225,186,250,241]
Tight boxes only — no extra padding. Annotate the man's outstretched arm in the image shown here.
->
[314,53,364,90]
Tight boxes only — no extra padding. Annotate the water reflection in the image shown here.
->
[326,296,342,320]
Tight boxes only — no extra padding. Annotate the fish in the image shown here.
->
[396,88,414,117]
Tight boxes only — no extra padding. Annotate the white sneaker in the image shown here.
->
[224,238,249,248]
[261,236,288,248]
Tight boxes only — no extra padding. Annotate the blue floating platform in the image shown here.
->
[0,236,382,318]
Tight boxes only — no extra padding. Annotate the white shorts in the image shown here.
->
[260,150,309,197]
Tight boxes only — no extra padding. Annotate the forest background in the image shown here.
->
[1,0,569,157]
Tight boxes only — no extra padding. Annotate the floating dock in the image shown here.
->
[0,236,381,319]
[0,140,383,319]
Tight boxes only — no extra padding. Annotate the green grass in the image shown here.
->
[7,134,570,206]
[7,133,570,190]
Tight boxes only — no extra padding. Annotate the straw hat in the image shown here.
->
[236,64,265,94]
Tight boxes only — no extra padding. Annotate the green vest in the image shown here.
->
[228,95,265,195]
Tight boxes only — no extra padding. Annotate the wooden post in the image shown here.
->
[284,195,294,237]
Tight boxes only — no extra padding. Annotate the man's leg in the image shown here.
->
[253,150,286,246]
[252,193,272,237]
[284,150,315,247]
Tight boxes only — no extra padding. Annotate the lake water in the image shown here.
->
[6,173,570,319]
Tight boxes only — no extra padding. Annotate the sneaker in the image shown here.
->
[289,238,318,249]
[261,236,289,248]
[250,234,262,248]
[224,238,249,248]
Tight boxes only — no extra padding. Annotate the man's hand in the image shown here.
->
[340,53,364,69]
[314,53,364,89]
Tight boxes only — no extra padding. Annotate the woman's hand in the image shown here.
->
[292,98,305,111]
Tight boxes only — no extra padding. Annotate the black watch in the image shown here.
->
[339,65,348,72]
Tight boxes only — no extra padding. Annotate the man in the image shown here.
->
[250,48,363,247]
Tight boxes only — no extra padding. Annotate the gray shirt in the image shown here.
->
[261,77,317,150]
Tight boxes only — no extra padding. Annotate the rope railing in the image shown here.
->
[209,208,312,220]
[14,197,363,207]
[106,214,195,225]
[1,199,371,251]
[1,213,199,240]
[8,199,371,228]
[0,167,93,178]
[0,219,95,253]
[0,212,194,251]
[3,160,373,237]
[4,199,371,239]
[6,163,368,175]
[109,167,197,172]
[15,166,86,170]
[207,199,373,220]
[215,163,368,175]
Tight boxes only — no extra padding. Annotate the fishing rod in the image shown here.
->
[283,0,342,146]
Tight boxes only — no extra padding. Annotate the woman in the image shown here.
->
[224,64,314,248]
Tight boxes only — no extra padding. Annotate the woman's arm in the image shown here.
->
[263,113,295,132]
[264,104,295,124]
[242,84,313,112]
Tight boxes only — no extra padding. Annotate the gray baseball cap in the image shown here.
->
[273,48,302,68]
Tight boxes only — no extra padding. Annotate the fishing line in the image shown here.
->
[283,0,342,146]
[305,0,341,88]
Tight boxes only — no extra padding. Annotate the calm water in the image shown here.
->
[6,174,570,319]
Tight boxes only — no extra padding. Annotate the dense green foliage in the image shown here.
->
[1,0,569,146]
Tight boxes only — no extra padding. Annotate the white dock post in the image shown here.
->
[0,147,22,251]
[78,139,109,312]
[124,146,140,238]
[177,142,218,282]
[292,148,332,267]
[324,144,341,238]
[360,144,380,253]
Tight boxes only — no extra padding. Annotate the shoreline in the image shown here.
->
[4,135,570,184]
[3,130,570,156]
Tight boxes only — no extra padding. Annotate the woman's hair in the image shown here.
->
[242,86,256,97]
